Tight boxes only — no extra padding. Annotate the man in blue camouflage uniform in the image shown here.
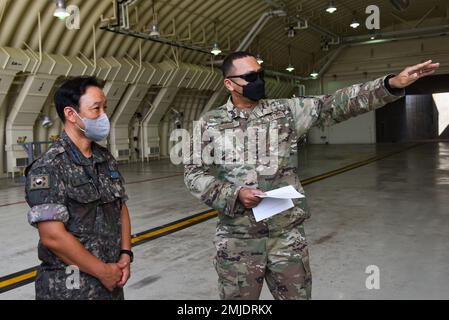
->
[25,77,133,300]
[184,52,439,299]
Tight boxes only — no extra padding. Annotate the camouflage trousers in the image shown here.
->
[35,268,124,300]
[213,224,312,300]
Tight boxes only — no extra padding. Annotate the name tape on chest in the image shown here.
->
[266,111,286,122]
[216,121,241,130]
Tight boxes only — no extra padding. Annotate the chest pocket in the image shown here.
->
[67,176,101,204]
[97,165,126,203]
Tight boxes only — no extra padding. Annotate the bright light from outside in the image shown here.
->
[433,93,449,136]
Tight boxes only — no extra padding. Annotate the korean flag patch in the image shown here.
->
[31,175,50,190]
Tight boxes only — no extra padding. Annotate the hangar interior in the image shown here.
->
[0,0,449,299]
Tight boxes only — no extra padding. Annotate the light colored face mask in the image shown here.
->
[72,108,110,142]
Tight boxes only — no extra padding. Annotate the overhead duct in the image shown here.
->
[238,10,287,51]
[211,10,287,67]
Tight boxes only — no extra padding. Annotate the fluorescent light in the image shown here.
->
[211,43,222,56]
[350,17,360,29]
[326,1,337,13]
[54,8,70,19]
[149,24,160,38]
[53,0,70,19]
[256,54,264,65]
[310,71,319,78]
[286,64,295,72]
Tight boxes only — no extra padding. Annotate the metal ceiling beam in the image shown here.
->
[100,26,215,55]
[343,24,449,44]
[238,10,287,51]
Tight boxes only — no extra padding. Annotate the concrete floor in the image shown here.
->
[1,142,449,300]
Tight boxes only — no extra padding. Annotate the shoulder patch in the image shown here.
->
[30,175,50,190]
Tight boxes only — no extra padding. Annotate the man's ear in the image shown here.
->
[63,106,77,123]
[224,79,234,92]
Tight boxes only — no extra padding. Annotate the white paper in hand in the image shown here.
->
[257,185,305,199]
[252,185,305,222]
[252,198,294,222]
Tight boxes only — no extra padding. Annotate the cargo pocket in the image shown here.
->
[213,255,241,300]
[213,236,241,299]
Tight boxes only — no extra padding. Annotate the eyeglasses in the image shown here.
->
[226,69,264,83]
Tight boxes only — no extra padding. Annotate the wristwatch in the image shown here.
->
[119,249,134,263]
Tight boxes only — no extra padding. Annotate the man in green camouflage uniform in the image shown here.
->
[184,52,439,299]
[25,77,133,300]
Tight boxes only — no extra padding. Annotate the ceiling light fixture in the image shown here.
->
[211,21,222,56]
[53,0,70,20]
[211,42,222,56]
[350,13,360,29]
[310,71,319,78]
[286,64,295,72]
[285,45,295,72]
[149,0,160,38]
[326,1,337,14]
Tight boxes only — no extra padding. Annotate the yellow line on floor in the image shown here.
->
[0,271,36,289]
[131,210,218,244]
[0,143,424,293]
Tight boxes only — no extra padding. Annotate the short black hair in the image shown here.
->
[54,76,104,122]
[221,51,257,78]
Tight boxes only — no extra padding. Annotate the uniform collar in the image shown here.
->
[226,97,252,119]
[60,131,106,165]
[226,97,274,120]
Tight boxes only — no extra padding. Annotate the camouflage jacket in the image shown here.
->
[184,75,404,239]
[25,131,128,270]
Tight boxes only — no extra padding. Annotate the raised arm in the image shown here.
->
[288,60,440,137]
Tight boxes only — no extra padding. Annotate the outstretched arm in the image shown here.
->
[288,60,440,137]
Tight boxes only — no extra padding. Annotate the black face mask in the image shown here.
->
[228,70,266,102]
